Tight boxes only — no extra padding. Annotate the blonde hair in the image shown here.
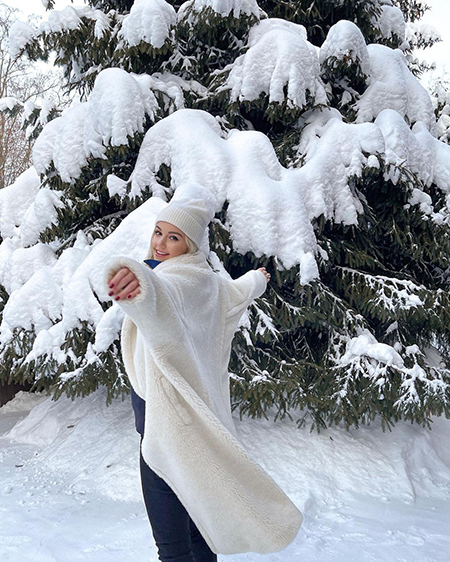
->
[146,228,198,259]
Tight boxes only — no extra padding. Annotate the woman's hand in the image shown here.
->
[108,267,141,301]
[258,267,271,283]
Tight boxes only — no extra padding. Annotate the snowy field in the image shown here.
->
[1,390,449,562]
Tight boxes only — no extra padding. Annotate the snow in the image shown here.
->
[32,69,188,181]
[319,20,371,77]
[0,97,21,111]
[356,44,435,130]
[405,21,441,50]
[341,330,404,368]
[40,6,83,34]
[372,109,450,202]
[118,0,176,49]
[0,168,40,240]
[85,68,158,150]
[222,18,326,109]
[376,4,406,43]
[178,0,260,19]
[1,389,449,561]
[8,20,35,57]
[130,108,320,280]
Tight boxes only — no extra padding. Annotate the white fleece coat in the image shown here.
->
[105,251,302,554]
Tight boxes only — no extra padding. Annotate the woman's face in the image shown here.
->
[151,221,189,261]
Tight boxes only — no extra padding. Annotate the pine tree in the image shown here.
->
[1,0,449,430]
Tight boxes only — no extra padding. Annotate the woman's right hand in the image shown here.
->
[108,267,141,301]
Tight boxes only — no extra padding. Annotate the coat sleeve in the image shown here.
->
[224,270,267,323]
[104,256,184,357]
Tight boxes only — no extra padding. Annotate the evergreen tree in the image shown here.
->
[1,0,449,430]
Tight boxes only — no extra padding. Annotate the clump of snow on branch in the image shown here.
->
[32,68,185,181]
[19,189,65,248]
[375,109,450,197]
[0,97,22,112]
[336,328,448,412]
[405,21,440,50]
[0,169,41,240]
[319,20,371,77]
[118,0,176,49]
[33,103,88,182]
[8,21,36,57]
[1,243,57,297]
[356,44,435,129]
[433,84,450,144]
[40,6,83,33]
[375,3,406,43]
[179,0,260,19]
[39,6,112,39]
[220,18,327,109]
[341,330,404,368]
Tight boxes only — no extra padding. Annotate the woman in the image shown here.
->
[105,194,302,561]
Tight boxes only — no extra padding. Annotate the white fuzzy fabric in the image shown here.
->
[104,252,302,554]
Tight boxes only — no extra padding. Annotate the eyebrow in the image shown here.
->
[155,227,183,236]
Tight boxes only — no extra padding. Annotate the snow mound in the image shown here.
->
[356,44,435,130]
[178,0,260,19]
[8,21,35,57]
[6,390,141,502]
[118,0,176,49]
[375,109,450,195]
[33,69,160,181]
[0,168,40,240]
[4,388,450,514]
[319,20,371,77]
[375,4,406,42]
[222,18,326,109]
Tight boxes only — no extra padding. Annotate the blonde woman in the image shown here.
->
[106,192,302,562]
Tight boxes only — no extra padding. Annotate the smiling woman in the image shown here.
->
[151,222,191,261]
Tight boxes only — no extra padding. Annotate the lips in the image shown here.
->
[155,249,169,257]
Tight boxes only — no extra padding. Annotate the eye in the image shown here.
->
[170,235,179,241]
[154,230,162,236]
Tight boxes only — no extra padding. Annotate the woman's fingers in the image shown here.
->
[125,287,141,300]
[108,268,141,299]
[258,267,271,283]
[108,268,130,292]
[114,278,141,301]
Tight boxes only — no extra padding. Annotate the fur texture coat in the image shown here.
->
[105,251,302,554]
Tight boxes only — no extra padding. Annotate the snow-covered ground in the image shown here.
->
[1,390,449,561]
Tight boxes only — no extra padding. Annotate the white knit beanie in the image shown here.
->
[155,197,213,248]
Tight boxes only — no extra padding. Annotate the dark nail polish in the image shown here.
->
[108,291,114,296]
[115,296,120,301]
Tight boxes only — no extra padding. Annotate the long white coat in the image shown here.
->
[105,251,302,554]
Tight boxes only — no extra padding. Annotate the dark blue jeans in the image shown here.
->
[140,452,218,562]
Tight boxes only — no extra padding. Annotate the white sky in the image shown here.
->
[17,0,450,85]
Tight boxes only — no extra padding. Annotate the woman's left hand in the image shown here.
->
[258,267,271,283]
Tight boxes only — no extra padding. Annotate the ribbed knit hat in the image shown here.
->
[155,197,213,248]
